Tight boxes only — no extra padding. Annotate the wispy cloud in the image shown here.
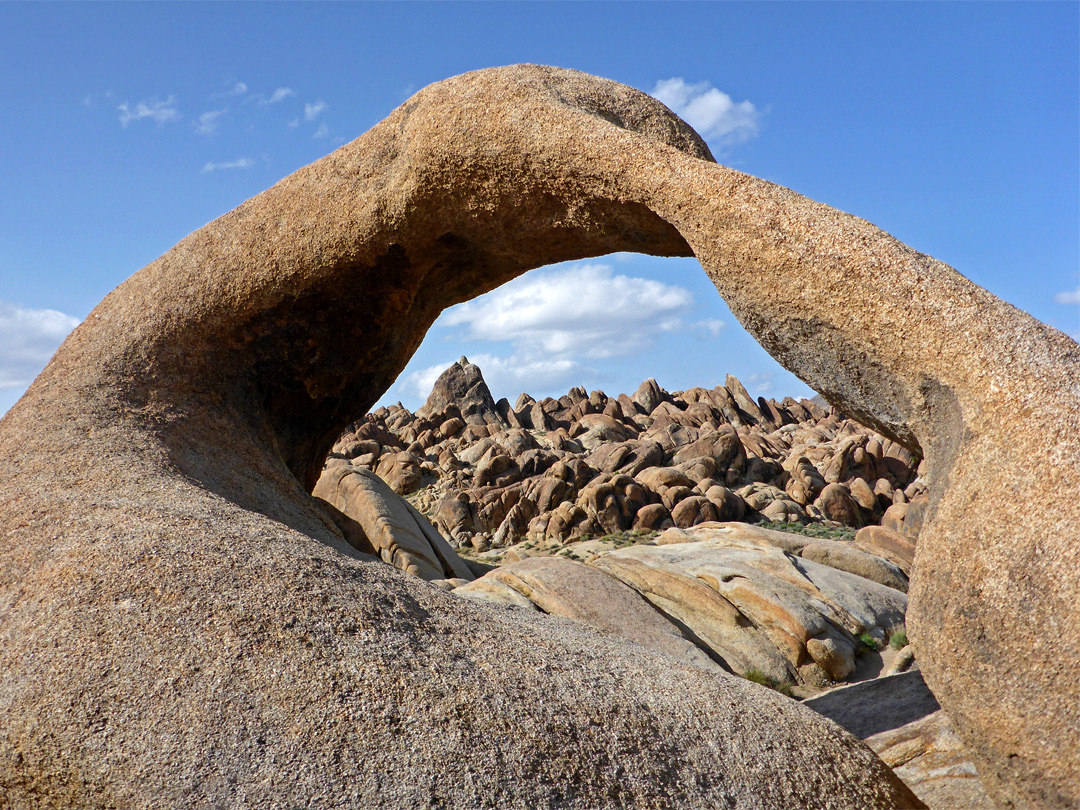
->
[312,122,329,139]
[745,372,775,396]
[1054,286,1080,306]
[650,78,760,144]
[193,108,227,136]
[287,118,300,128]
[117,96,180,127]
[258,87,295,105]
[0,300,80,391]
[691,318,726,338]
[304,100,328,121]
[211,81,248,99]
[201,157,255,173]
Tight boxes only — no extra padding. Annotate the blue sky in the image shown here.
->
[1,2,1077,415]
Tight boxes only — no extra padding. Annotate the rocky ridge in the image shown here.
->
[324,359,927,564]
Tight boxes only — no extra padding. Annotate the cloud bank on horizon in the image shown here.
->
[398,262,727,405]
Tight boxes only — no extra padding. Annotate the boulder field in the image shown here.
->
[325,359,926,564]
[1,65,1077,808]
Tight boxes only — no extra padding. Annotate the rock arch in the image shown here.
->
[1,65,1077,808]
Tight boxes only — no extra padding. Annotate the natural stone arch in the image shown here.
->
[0,65,1076,808]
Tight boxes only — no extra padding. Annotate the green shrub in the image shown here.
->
[743,668,794,698]
[753,519,857,542]
[889,629,908,650]
[855,631,881,652]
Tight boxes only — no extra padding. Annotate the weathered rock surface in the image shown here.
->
[869,711,994,810]
[3,62,1077,808]
[804,670,941,741]
[458,523,908,692]
[314,460,474,582]
[417,355,505,427]
[0,66,940,809]
[466,555,721,673]
[804,673,993,809]
[335,365,925,563]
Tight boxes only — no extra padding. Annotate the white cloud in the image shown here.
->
[1054,286,1080,306]
[305,100,328,121]
[201,157,255,173]
[287,118,300,128]
[650,78,760,143]
[193,109,226,136]
[312,122,329,139]
[0,301,80,391]
[258,87,295,105]
[442,263,696,359]
[211,82,248,99]
[393,264,731,404]
[691,318,726,337]
[117,96,180,127]
[402,361,455,401]
[408,263,728,398]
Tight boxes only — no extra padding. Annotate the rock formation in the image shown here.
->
[325,367,925,561]
[1,64,1076,807]
[805,673,994,809]
[456,522,911,692]
[417,355,505,427]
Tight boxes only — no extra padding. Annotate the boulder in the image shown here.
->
[854,526,916,577]
[671,495,719,528]
[633,502,674,531]
[314,463,474,582]
[418,356,505,427]
[867,711,994,810]
[725,374,766,424]
[473,556,720,672]
[374,450,424,495]
[816,482,864,528]
[632,377,667,414]
[634,526,908,684]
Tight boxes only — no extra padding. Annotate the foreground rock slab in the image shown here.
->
[458,523,909,691]
[0,66,931,809]
[804,673,993,809]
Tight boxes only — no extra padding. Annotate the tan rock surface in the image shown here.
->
[4,58,1077,808]
[868,711,994,810]
[609,528,907,684]
[476,556,721,673]
[314,461,474,581]
[804,672,992,808]
[0,66,927,809]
